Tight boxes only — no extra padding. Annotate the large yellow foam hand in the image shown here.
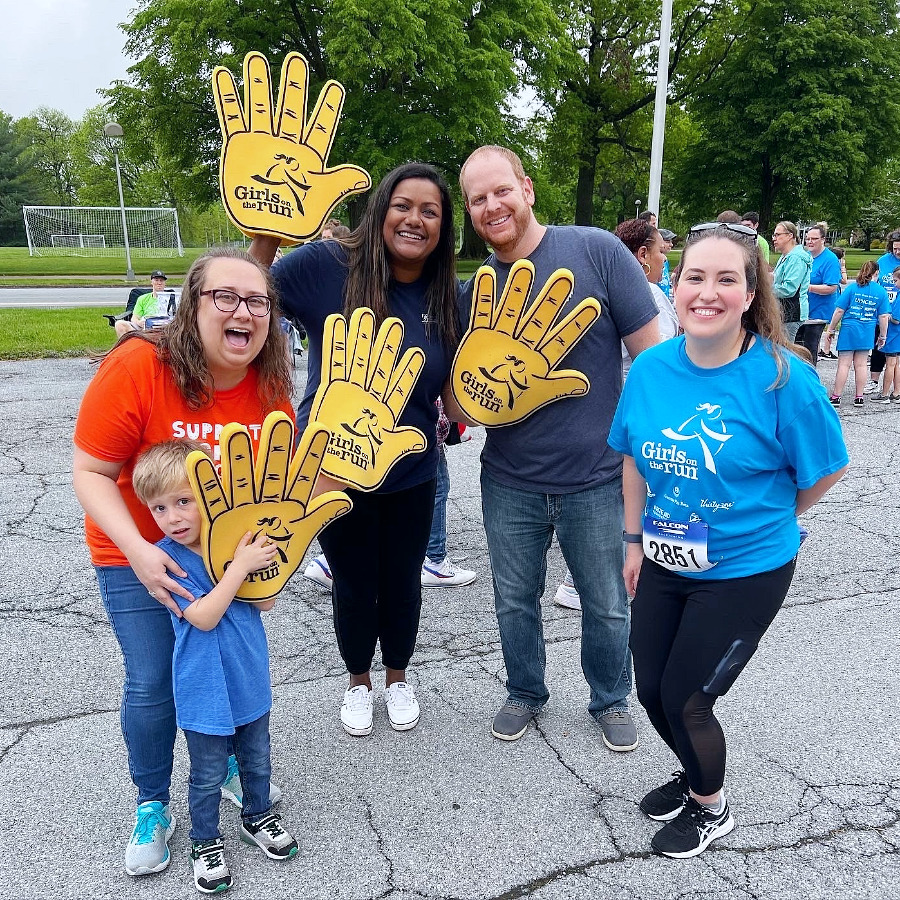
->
[186,412,352,602]
[310,308,427,491]
[212,51,371,244]
[451,260,601,427]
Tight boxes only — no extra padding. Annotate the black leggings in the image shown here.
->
[630,558,795,796]
[318,478,436,675]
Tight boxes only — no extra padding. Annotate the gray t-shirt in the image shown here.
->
[461,225,658,493]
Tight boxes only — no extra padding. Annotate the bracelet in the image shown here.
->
[623,532,643,544]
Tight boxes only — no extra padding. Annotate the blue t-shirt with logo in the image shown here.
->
[160,537,272,736]
[808,248,841,321]
[835,280,891,352]
[881,297,900,354]
[876,252,899,301]
[608,336,848,579]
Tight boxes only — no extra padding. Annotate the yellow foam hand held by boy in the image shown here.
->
[212,51,371,244]
[450,260,601,427]
[186,412,352,602]
[310,308,427,491]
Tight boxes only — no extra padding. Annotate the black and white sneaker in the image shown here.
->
[652,796,735,858]
[240,813,299,860]
[191,838,232,894]
[639,770,689,821]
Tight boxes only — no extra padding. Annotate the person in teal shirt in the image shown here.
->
[771,221,811,341]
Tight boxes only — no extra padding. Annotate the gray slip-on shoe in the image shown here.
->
[598,710,638,751]
[491,703,536,741]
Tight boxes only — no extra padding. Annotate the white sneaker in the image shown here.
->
[863,379,880,394]
[421,557,477,587]
[553,580,581,611]
[384,681,420,731]
[303,554,332,591]
[340,685,373,736]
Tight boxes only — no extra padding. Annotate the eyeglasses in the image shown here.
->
[200,289,271,317]
[689,222,757,238]
[772,230,791,237]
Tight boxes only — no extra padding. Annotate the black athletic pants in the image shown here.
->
[318,478,436,675]
[630,557,796,796]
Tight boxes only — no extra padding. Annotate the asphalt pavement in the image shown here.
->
[0,354,897,900]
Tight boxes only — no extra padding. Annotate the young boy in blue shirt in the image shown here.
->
[132,440,298,894]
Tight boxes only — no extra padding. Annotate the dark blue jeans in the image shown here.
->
[96,565,176,805]
[426,446,450,562]
[184,713,272,842]
[481,471,632,716]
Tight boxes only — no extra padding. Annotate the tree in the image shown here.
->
[0,112,50,245]
[16,108,80,205]
[670,0,900,230]
[532,0,750,225]
[107,0,568,218]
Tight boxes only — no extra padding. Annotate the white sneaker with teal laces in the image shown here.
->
[124,800,175,876]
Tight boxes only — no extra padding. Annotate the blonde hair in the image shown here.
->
[132,439,210,504]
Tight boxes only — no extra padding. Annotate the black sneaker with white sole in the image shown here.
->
[651,796,735,858]
[240,813,299,860]
[640,770,689,821]
[191,838,232,894]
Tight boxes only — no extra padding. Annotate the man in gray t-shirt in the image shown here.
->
[454,146,659,748]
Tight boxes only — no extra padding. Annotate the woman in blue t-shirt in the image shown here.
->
[824,260,890,406]
[608,223,848,859]
[252,163,461,738]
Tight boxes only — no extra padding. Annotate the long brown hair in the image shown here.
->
[681,226,797,388]
[856,260,878,286]
[100,248,292,410]
[339,162,459,348]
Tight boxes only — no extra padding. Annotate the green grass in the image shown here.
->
[0,247,206,282]
[0,307,119,358]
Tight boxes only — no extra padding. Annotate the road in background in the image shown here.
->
[0,287,128,308]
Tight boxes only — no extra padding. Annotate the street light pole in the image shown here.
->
[635,199,642,219]
[103,122,135,281]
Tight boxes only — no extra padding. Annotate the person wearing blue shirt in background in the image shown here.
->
[873,267,900,403]
[825,260,891,406]
[866,231,900,394]
[806,224,841,320]
[609,222,848,859]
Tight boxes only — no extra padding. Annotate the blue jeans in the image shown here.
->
[426,446,450,562]
[480,471,632,717]
[184,713,272,842]
[96,565,177,805]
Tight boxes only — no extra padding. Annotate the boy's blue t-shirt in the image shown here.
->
[159,537,272,736]
[609,336,848,580]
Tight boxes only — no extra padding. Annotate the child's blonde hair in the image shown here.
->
[132,439,210,504]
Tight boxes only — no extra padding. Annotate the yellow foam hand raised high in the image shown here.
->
[451,260,601,427]
[212,51,371,244]
[310,308,427,491]
[186,412,351,602]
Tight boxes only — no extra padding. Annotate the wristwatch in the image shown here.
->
[622,532,643,544]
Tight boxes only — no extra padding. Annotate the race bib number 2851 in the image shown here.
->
[642,516,715,572]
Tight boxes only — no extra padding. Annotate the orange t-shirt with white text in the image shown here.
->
[74,338,294,566]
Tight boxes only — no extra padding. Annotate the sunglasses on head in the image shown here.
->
[689,222,757,238]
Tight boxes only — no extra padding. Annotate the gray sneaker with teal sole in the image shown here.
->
[124,801,175,876]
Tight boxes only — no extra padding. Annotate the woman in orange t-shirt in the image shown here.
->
[73,248,294,876]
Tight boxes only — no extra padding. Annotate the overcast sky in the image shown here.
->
[0,0,135,121]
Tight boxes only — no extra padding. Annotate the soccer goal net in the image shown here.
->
[22,206,184,258]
